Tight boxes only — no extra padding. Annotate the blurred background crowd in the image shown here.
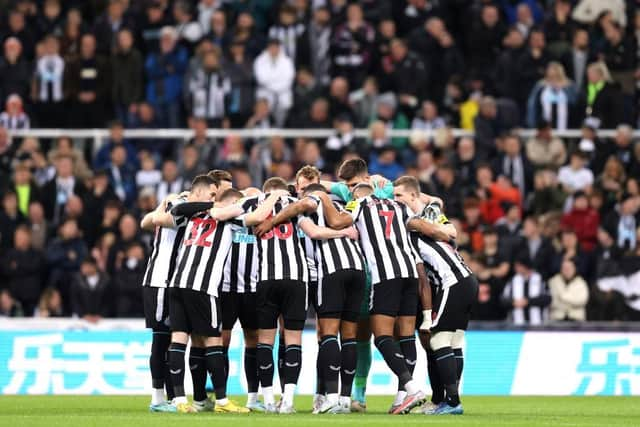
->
[0,0,639,325]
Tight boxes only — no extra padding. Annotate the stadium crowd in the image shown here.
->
[0,0,639,323]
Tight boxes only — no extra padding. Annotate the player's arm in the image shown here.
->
[140,211,156,231]
[243,190,290,226]
[407,218,454,242]
[417,263,432,332]
[298,218,358,240]
[171,201,214,218]
[253,197,315,237]
[314,192,354,229]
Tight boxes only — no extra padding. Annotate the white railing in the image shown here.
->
[7,127,626,153]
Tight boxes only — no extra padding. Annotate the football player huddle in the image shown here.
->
[140,158,478,416]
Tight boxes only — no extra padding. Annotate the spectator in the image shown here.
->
[467,4,506,82]
[590,227,627,320]
[495,27,526,99]
[3,9,36,61]
[369,146,404,181]
[328,76,354,121]
[495,202,523,250]
[94,121,138,171]
[111,29,143,126]
[93,0,133,55]
[548,258,589,321]
[473,96,500,160]
[325,115,357,169]
[225,40,255,128]
[113,241,146,317]
[605,124,639,175]
[382,38,427,110]
[229,12,266,60]
[412,100,446,131]
[156,159,184,203]
[46,218,88,313]
[561,28,590,90]
[526,168,566,215]
[427,162,463,219]
[518,215,557,280]
[47,136,92,181]
[59,8,84,60]
[70,257,111,321]
[179,144,206,184]
[0,38,31,106]
[561,191,600,252]
[603,192,639,253]
[579,61,623,129]
[145,26,189,128]
[493,133,534,197]
[216,134,249,170]
[107,213,143,276]
[371,93,409,152]
[185,48,230,127]
[173,0,205,52]
[34,287,63,318]
[557,228,589,277]
[198,0,224,36]
[0,92,29,131]
[268,4,305,62]
[331,3,375,89]
[296,5,331,86]
[525,121,567,169]
[516,28,551,109]
[526,61,577,130]
[594,156,626,212]
[28,201,49,251]
[136,155,162,193]
[41,154,86,224]
[206,10,230,51]
[599,22,636,102]
[33,35,66,128]
[187,118,218,168]
[1,225,45,315]
[557,150,594,195]
[291,68,323,125]
[36,0,63,39]
[11,163,40,217]
[349,77,378,128]
[107,145,137,207]
[253,38,295,127]
[544,0,576,55]
[138,1,172,56]
[0,289,24,317]
[502,252,550,325]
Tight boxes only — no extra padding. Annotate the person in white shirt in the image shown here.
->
[253,38,295,127]
[557,150,594,194]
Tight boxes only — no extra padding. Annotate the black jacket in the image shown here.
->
[71,272,111,317]
[578,82,624,129]
[111,49,144,106]
[2,247,45,306]
[0,57,32,104]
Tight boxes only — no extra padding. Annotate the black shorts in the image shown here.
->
[143,286,170,331]
[220,291,258,331]
[308,281,319,312]
[256,279,307,331]
[370,278,418,317]
[431,276,479,332]
[169,288,222,337]
[316,269,366,322]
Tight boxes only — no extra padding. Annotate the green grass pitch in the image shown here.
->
[1,396,638,427]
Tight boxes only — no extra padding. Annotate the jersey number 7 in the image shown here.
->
[379,210,395,239]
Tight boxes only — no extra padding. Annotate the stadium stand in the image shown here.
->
[0,0,639,323]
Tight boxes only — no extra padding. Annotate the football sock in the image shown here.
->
[244,347,259,394]
[315,339,325,395]
[398,335,417,377]
[283,345,302,386]
[205,346,227,401]
[434,346,460,406]
[168,342,187,398]
[427,348,445,404]
[318,336,340,395]
[189,347,207,402]
[257,343,274,388]
[353,340,371,402]
[374,335,412,388]
[277,335,286,391]
[454,348,464,386]
[340,338,357,397]
[223,346,230,383]
[150,331,170,403]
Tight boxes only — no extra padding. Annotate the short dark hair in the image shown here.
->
[191,174,216,189]
[263,177,289,192]
[219,188,243,201]
[338,158,368,181]
[208,169,232,183]
[302,183,327,195]
[352,183,374,198]
[394,175,420,194]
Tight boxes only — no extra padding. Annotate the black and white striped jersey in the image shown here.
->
[142,199,189,288]
[302,195,365,283]
[411,233,472,289]
[170,212,239,297]
[299,227,317,283]
[220,226,258,293]
[346,196,418,284]
[240,194,309,283]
